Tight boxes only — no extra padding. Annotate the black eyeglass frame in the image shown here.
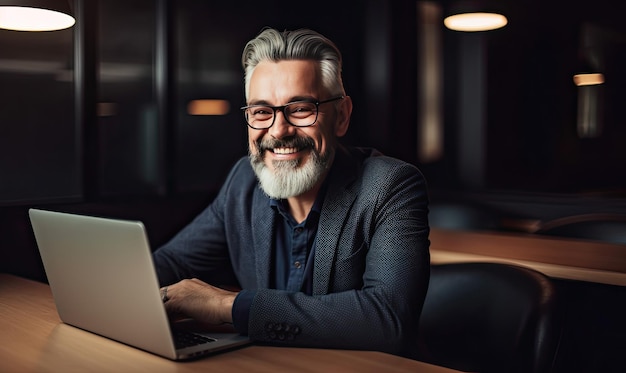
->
[240,95,344,129]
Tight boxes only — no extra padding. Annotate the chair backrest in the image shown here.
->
[416,262,561,373]
[429,202,502,231]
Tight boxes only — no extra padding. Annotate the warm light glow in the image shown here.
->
[444,12,507,32]
[573,73,605,86]
[417,1,444,163]
[0,6,75,31]
[187,99,230,116]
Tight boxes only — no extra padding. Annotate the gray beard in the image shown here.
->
[249,147,333,199]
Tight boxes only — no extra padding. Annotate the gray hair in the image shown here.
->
[241,28,346,101]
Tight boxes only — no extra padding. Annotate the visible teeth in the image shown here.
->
[273,147,298,154]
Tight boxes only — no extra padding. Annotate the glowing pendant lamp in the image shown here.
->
[444,1,507,32]
[0,0,75,31]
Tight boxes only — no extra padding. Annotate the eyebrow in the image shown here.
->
[247,96,317,106]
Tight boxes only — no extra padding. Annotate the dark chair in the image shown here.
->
[416,262,561,373]
[428,202,502,231]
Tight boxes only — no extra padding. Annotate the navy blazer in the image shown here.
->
[153,146,430,358]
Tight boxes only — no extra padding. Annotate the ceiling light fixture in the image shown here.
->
[444,12,508,32]
[0,0,75,31]
[443,1,508,32]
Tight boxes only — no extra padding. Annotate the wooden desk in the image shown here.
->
[430,227,626,286]
[0,274,458,373]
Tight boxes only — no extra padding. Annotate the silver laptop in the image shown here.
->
[29,208,251,360]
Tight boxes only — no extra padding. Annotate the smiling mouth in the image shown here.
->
[259,137,315,156]
[272,147,300,155]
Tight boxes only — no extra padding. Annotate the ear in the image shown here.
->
[334,96,353,137]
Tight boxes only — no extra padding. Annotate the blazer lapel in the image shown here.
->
[313,148,361,294]
[252,188,275,289]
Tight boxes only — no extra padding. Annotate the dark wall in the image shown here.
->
[483,1,626,194]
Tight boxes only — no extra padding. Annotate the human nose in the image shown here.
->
[268,109,295,138]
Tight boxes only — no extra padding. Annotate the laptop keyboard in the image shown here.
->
[173,330,217,349]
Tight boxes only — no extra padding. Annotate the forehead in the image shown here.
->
[249,60,322,100]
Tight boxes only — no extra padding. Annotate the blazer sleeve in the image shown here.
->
[245,157,430,359]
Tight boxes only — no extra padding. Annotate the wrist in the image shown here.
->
[220,292,236,324]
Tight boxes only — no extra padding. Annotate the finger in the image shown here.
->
[160,286,169,302]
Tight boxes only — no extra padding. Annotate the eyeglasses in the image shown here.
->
[241,96,344,130]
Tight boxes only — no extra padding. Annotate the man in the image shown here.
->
[152,27,430,358]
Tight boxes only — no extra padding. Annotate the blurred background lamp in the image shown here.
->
[0,0,75,31]
[444,12,508,32]
[573,73,605,86]
[187,99,230,116]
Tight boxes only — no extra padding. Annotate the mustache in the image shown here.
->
[255,136,315,152]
